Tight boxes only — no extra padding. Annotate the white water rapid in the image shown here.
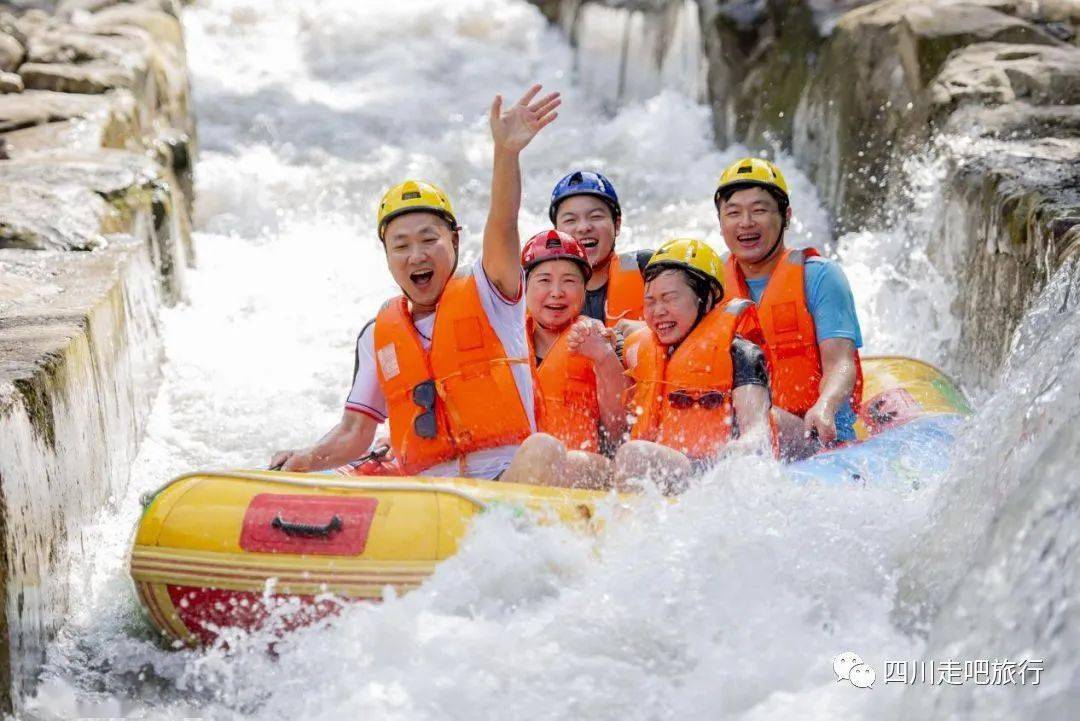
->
[21,1,1078,719]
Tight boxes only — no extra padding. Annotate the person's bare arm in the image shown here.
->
[594,350,631,443]
[270,410,378,472]
[731,384,772,454]
[566,318,631,442]
[803,338,857,445]
[483,84,560,298]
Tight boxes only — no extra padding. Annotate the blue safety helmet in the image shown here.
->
[548,170,622,224]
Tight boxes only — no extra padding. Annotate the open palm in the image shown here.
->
[490,84,561,152]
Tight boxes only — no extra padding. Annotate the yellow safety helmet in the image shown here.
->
[645,238,724,294]
[714,157,790,207]
[377,180,458,240]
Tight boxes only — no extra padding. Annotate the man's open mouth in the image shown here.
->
[736,232,761,245]
[579,237,599,249]
[656,321,677,332]
[410,270,434,288]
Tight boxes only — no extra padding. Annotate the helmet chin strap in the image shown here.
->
[592,245,616,277]
[593,222,620,277]
[693,289,718,327]
[756,222,786,268]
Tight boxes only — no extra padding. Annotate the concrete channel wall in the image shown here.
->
[0,0,194,711]
[530,0,1080,389]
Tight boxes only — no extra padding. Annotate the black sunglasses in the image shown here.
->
[412,380,438,439]
[667,390,725,410]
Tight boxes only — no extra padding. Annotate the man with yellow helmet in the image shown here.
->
[715,157,863,459]
[270,84,561,478]
[615,237,774,490]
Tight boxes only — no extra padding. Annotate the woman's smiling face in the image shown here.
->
[526,258,587,330]
[643,269,701,346]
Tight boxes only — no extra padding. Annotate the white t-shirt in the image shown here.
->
[346,257,535,479]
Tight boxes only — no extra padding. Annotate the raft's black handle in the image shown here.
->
[271,514,343,538]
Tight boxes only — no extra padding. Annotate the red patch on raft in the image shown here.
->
[240,494,378,555]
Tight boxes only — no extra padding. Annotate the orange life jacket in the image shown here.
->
[528,318,602,453]
[373,273,532,475]
[603,251,645,326]
[625,299,767,460]
[723,248,863,416]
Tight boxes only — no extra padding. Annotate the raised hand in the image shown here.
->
[489,83,561,153]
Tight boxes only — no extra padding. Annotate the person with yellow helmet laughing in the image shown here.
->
[269,84,561,478]
[714,157,864,460]
[616,238,774,491]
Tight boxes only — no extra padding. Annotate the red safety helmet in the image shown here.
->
[521,229,592,281]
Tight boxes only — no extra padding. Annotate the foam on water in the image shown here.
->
[23,0,1055,718]
[833,150,960,369]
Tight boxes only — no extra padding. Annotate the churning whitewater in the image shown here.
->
[24,0,1070,719]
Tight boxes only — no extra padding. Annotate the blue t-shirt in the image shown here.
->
[744,256,862,441]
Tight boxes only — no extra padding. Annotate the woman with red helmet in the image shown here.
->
[502,230,630,489]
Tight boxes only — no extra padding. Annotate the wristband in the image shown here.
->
[611,328,625,362]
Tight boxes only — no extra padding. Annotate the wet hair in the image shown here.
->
[643,265,721,316]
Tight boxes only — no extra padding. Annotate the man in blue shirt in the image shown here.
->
[715,158,863,458]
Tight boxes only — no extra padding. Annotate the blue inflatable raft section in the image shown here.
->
[785,414,967,487]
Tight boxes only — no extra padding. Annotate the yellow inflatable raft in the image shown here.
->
[132,473,605,647]
[131,356,970,647]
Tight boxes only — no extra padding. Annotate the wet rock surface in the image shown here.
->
[0,0,193,712]
[0,236,164,710]
[0,70,21,93]
[18,58,140,93]
[0,30,23,72]
[790,0,1062,230]
[0,181,108,250]
[0,88,123,132]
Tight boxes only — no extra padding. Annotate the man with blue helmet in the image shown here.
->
[549,171,651,331]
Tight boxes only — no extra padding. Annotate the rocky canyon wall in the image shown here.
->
[0,0,194,710]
